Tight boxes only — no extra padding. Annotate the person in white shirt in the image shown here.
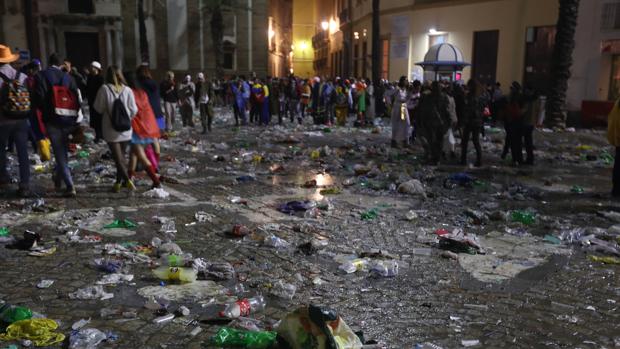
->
[94,66,138,193]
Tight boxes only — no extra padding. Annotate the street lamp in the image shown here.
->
[321,21,329,31]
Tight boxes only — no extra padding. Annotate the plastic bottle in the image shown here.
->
[210,327,277,349]
[0,303,33,324]
[270,281,297,300]
[152,267,197,283]
[511,211,535,225]
[157,255,187,267]
[371,260,399,277]
[219,295,266,318]
[338,259,369,274]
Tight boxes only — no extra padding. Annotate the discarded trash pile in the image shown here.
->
[1,114,619,348]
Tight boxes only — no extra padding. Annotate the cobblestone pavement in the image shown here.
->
[0,110,619,348]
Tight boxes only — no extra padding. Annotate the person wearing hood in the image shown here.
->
[385,76,412,148]
[86,61,104,142]
[178,74,195,128]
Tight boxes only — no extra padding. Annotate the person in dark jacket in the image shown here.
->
[160,71,178,132]
[86,61,104,142]
[195,72,214,134]
[33,53,81,197]
[0,44,31,197]
[417,81,451,165]
[460,79,487,167]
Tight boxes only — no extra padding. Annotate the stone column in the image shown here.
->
[114,27,123,67]
[187,0,201,72]
[121,0,137,70]
[105,29,113,67]
[154,0,169,76]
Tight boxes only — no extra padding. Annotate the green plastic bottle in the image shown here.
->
[0,303,33,324]
[210,327,277,349]
[511,211,535,225]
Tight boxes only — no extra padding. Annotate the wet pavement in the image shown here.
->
[0,109,619,348]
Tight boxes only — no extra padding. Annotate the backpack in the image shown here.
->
[44,71,80,119]
[0,72,31,119]
[105,85,131,132]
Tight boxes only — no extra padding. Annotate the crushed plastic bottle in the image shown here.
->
[104,219,137,229]
[210,327,277,349]
[571,185,584,194]
[263,235,290,249]
[0,227,9,237]
[361,208,379,220]
[93,258,123,273]
[69,328,107,349]
[338,259,369,274]
[157,254,187,267]
[370,260,399,277]
[220,296,266,318]
[152,267,197,283]
[588,255,620,264]
[270,280,297,300]
[511,210,535,225]
[0,303,33,324]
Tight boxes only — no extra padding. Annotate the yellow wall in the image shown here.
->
[334,0,558,86]
[406,0,557,87]
[292,0,316,78]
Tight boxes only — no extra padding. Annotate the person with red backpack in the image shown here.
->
[0,44,32,197]
[33,53,81,198]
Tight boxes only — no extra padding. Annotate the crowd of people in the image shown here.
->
[0,43,544,199]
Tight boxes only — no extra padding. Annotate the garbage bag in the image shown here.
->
[38,138,51,162]
[278,201,315,215]
[0,318,65,347]
[276,305,363,349]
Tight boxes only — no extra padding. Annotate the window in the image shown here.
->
[68,0,94,14]
[381,39,389,80]
[429,34,447,48]
[602,2,620,30]
[223,47,235,70]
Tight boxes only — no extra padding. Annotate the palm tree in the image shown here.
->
[210,2,225,78]
[371,0,380,84]
[138,0,149,64]
[546,0,580,128]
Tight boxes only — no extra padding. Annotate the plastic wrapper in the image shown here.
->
[69,328,107,349]
[0,318,65,347]
[210,327,277,349]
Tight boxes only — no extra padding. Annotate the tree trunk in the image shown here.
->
[138,0,149,65]
[211,5,224,78]
[546,0,580,128]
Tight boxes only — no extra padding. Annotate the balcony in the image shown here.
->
[338,8,349,26]
[312,31,328,49]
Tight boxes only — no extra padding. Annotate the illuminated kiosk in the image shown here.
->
[416,43,470,82]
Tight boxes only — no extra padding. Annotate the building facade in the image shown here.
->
[0,0,292,79]
[314,0,620,114]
